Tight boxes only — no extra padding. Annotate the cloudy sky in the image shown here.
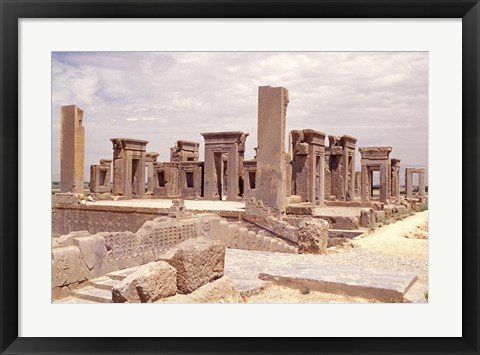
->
[51,51,428,184]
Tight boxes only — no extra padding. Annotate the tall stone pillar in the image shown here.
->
[419,170,426,198]
[361,165,370,202]
[256,86,289,216]
[145,152,159,193]
[405,170,413,198]
[391,158,401,199]
[60,105,85,194]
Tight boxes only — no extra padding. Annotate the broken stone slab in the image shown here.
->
[258,263,417,302]
[157,237,225,294]
[52,230,90,248]
[53,192,78,205]
[73,235,107,278]
[297,218,329,254]
[158,277,244,303]
[51,246,90,287]
[111,261,177,303]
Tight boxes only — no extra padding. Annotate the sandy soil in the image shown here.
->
[245,210,429,303]
[353,211,428,260]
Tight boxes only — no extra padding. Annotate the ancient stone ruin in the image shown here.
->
[53,85,428,303]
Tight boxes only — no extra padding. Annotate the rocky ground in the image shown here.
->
[245,210,428,303]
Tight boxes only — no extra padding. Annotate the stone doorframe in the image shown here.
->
[405,167,426,199]
[359,147,392,203]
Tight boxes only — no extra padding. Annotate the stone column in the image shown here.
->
[317,153,325,206]
[349,152,355,200]
[60,105,85,193]
[256,86,289,217]
[227,147,238,201]
[361,165,370,202]
[145,152,159,194]
[405,169,413,198]
[419,169,426,198]
[355,171,361,197]
[380,162,388,203]
[203,147,216,199]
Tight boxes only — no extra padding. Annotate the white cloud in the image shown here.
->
[51,52,428,184]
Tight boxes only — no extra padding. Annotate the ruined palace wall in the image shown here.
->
[52,213,296,299]
[52,205,163,237]
[51,204,243,237]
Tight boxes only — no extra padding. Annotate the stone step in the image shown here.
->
[54,296,100,304]
[72,287,113,303]
[105,266,142,281]
[328,228,367,239]
[89,276,121,290]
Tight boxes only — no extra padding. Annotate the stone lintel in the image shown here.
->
[201,131,249,145]
[154,162,178,168]
[110,138,148,151]
[100,159,112,166]
[177,161,203,168]
[358,146,392,160]
[405,167,426,173]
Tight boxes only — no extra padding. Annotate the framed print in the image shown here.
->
[1,1,479,354]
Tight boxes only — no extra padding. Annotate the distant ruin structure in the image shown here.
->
[359,147,392,203]
[290,129,326,206]
[327,135,357,201]
[405,167,426,199]
[201,131,248,201]
[110,138,148,197]
[170,140,200,162]
[89,159,112,195]
[60,105,85,193]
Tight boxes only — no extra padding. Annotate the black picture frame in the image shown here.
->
[1,1,479,354]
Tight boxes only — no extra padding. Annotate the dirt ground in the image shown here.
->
[245,210,428,303]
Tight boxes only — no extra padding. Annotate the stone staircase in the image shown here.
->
[56,266,143,304]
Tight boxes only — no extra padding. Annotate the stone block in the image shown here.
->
[227,224,240,249]
[269,239,279,252]
[247,231,257,250]
[53,193,78,205]
[374,210,386,224]
[112,261,177,303]
[297,219,329,254]
[158,237,225,294]
[238,227,249,249]
[51,246,90,287]
[360,208,375,228]
[218,220,230,246]
[73,235,107,278]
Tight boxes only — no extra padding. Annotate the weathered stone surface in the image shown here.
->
[158,277,244,303]
[297,219,329,254]
[360,208,375,228]
[53,193,78,205]
[158,237,225,294]
[52,246,89,287]
[111,261,177,303]
[254,86,289,217]
[374,210,386,224]
[73,235,107,278]
[60,105,85,194]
